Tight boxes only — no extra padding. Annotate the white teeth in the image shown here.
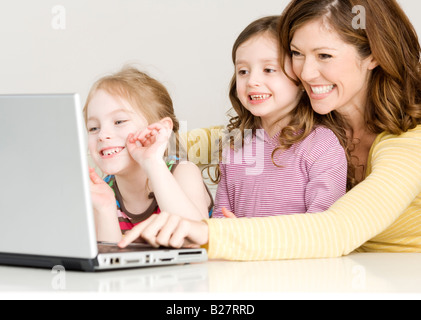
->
[311,85,335,94]
[102,147,124,156]
[250,94,271,101]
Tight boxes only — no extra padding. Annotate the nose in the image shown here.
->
[98,126,112,142]
[98,133,111,142]
[298,58,320,83]
[247,70,263,88]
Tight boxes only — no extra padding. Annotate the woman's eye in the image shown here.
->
[88,127,99,133]
[319,53,333,60]
[291,50,302,57]
[115,120,128,125]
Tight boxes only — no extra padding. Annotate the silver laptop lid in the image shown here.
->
[0,94,98,259]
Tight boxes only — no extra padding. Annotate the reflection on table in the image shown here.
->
[0,253,420,295]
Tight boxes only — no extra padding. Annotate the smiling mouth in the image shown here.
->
[249,94,272,101]
[310,85,336,95]
[100,147,125,158]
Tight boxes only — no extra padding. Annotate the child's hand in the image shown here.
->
[222,207,237,218]
[126,122,172,168]
[89,168,116,213]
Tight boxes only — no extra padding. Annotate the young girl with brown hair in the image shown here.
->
[84,67,213,243]
[211,15,348,218]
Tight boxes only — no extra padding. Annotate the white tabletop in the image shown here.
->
[0,253,420,299]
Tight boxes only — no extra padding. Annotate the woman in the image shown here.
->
[119,0,421,260]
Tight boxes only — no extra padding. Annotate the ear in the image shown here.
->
[367,55,379,71]
[159,117,174,131]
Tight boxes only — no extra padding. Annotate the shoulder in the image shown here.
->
[367,125,421,196]
[171,160,203,178]
[295,126,344,162]
[303,126,341,147]
[371,125,421,162]
[171,161,211,198]
[376,125,421,144]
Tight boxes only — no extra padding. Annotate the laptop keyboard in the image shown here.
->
[97,242,158,253]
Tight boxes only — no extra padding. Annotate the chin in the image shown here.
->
[95,163,122,177]
[311,103,335,116]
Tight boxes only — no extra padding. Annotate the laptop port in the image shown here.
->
[124,259,141,264]
[178,251,203,256]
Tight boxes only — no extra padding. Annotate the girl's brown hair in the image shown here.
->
[83,66,182,160]
[209,16,328,184]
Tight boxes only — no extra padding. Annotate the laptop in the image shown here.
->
[0,94,207,272]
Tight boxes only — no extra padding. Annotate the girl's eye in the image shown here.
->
[264,68,276,73]
[88,127,99,133]
[238,69,249,76]
[115,120,128,125]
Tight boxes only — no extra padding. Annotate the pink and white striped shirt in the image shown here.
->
[213,126,347,218]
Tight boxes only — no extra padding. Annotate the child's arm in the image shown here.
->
[89,169,122,242]
[127,121,210,221]
[160,161,210,219]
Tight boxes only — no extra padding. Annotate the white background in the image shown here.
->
[0,0,419,129]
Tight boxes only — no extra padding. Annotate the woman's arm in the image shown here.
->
[120,127,421,256]
[120,128,421,260]
[206,127,421,260]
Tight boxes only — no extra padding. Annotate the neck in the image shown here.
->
[114,165,149,203]
[261,115,292,138]
[339,103,378,182]
[337,102,370,139]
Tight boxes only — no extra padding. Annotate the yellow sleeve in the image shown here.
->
[205,126,421,260]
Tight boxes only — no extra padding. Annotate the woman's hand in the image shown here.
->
[118,212,209,249]
[126,122,172,169]
[89,168,116,213]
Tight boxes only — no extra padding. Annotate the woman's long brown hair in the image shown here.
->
[278,0,421,189]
